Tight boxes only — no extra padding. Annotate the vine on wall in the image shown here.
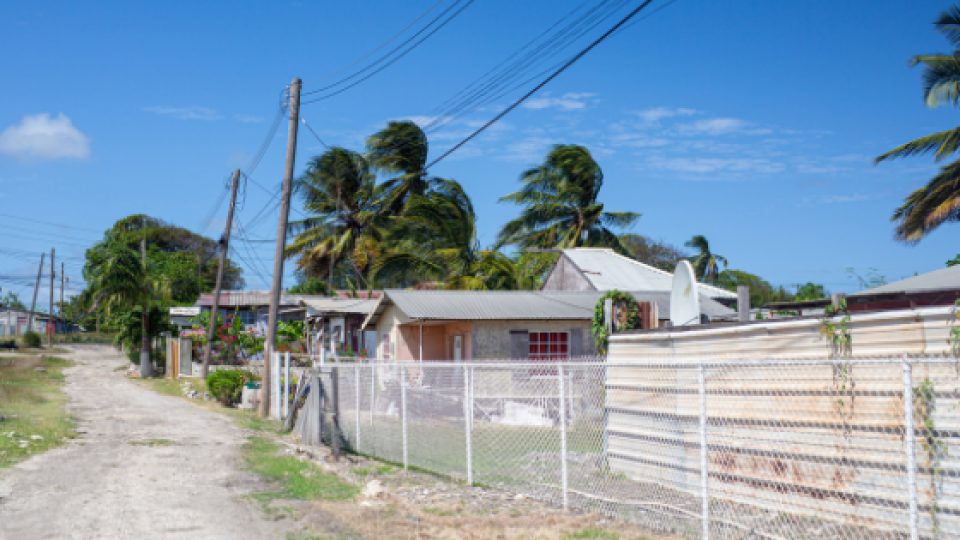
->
[818,298,854,418]
[592,290,641,356]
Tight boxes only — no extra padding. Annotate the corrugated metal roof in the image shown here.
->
[560,249,737,300]
[301,297,380,316]
[849,265,960,296]
[363,289,733,326]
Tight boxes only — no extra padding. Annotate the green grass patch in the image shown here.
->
[563,528,623,539]
[129,438,175,446]
[0,355,78,468]
[243,436,359,501]
[353,464,397,476]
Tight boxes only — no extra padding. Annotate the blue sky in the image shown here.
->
[1,0,958,299]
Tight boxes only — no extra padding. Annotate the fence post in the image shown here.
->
[272,352,281,420]
[355,366,361,452]
[902,354,920,540]
[559,365,569,510]
[464,366,473,485]
[698,364,710,540]
[370,364,375,426]
[331,365,341,461]
[283,351,291,419]
[401,366,409,470]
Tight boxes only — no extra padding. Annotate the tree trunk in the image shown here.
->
[140,302,152,378]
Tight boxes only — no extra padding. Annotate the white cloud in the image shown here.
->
[647,156,784,175]
[234,114,264,123]
[523,92,596,111]
[821,193,874,204]
[635,107,696,126]
[676,117,772,136]
[0,113,91,160]
[143,106,221,120]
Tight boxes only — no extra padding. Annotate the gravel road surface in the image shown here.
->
[0,345,294,540]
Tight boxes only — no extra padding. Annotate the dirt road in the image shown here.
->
[0,346,298,540]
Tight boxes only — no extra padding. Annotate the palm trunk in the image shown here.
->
[140,301,152,378]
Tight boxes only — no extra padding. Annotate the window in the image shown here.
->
[529,332,568,361]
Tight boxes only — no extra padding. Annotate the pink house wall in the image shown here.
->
[397,321,472,361]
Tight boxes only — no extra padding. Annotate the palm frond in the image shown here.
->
[875,127,960,163]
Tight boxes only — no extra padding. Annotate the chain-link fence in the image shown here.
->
[290,355,960,539]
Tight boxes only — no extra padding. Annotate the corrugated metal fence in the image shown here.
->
[289,356,960,539]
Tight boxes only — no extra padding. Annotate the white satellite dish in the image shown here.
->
[670,260,701,326]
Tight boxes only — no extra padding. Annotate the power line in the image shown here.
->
[423,0,655,171]
[0,212,104,234]
[302,0,447,86]
[301,0,475,104]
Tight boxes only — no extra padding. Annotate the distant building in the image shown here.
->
[540,248,737,302]
[361,289,732,362]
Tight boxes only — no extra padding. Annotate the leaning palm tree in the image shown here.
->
[876,4,960,242]
[496,145,640,252]
[287,148,387,289]
[365,121,456,213]
[84,240,170,377]
[373,182,517,290]
[685,235,728,284]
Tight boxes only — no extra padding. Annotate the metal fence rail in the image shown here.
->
[289,355,960,539]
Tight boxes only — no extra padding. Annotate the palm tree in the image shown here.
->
[373,182,516,290]
[496,145,640,252]
[287,148,387,289]
[876,4,960,242]
[685,235,728,284]
[365,121,455,213]
[84,240,170,377]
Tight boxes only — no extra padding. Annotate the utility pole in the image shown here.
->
[202,169,241,379]
[140,238,152,378]
[28,252,45,334]
[48,248,54,346]
[262,77,301,418]
[60,263,64,333]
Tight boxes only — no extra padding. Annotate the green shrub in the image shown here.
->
[22,331,41,348]
[206,369,246,406]
[0,339,16,349]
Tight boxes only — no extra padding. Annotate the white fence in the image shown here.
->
[286,355,960,539]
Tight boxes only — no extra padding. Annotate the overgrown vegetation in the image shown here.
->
[592,290,641,355]
[819,298,854,418]
[205,369,251,406]
[243,436,359,500]
[21,331,41,348]
[0,355,78,468]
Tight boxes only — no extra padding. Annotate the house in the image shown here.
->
[360,289,733,361]
[0,308,69,336]
[300,296,381,355]
[765,264,960,314]
[540,248,738,303]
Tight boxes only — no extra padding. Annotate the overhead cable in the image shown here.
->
[423,0,655,171]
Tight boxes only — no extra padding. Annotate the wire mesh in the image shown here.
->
[291,355,960,539]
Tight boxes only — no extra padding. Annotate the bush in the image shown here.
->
[22,331,42,348]
[0,339,16,349]
[206,369,246,406]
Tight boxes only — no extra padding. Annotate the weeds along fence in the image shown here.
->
[287,356,960,540]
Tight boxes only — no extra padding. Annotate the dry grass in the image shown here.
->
[0,355,78,468]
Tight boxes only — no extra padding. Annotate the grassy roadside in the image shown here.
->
[0,355,79,468]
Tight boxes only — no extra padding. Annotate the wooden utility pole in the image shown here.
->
[262,77,302,418]
[140,238,152,378]
[48,249,54,346]
[60,263,64,332]
[201,169,241,379]
[28,252,45,334]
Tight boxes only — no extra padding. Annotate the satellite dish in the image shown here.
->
[670,260,701,326]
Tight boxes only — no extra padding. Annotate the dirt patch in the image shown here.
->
[277,443,674,540]
[0,355,43,370]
